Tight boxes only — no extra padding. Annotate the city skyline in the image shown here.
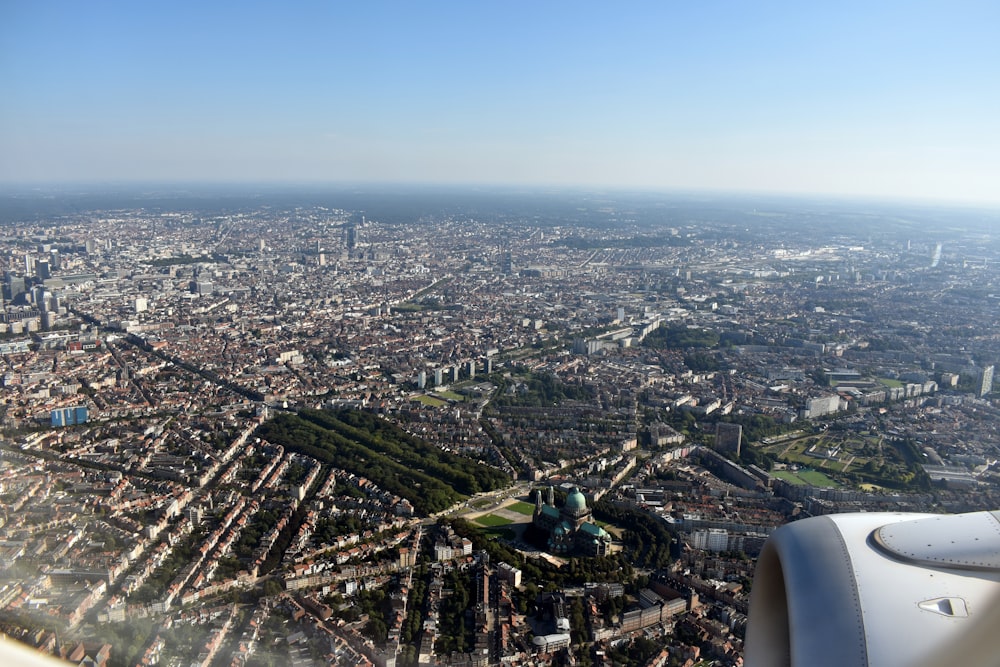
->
[3,1,1000,206]
[4,190,1000,665]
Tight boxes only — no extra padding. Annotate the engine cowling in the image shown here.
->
[745,511,1000,667]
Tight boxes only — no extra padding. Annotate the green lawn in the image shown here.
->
[413,395,446,407]
[879,378,904,388]
[470,498,493,509]
[771,470,807,486]
[474,513,514,527]
[771,468,841,487]
[797,469,840,487]
[508,501,536,516]
[436,390,464,401]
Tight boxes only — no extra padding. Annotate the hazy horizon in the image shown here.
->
[3,2,999,206]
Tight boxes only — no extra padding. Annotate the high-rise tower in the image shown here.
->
[979,365,994,397]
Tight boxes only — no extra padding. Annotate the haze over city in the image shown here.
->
[3,1,999,205]
[5,3,1000,667]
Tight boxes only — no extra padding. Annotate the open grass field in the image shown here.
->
[508,501,536,516]
[435,390,464,401]
[470,498,493,509]
[771,470,807,486]
[474,513,514,527]
[796,469,841,487]
[771,468,840,488]
[413,395,446,407]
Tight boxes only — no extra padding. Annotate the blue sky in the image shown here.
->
[2,2,998,204]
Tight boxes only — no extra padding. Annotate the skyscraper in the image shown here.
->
[4,273,25,302]
[979,365,994,398]
[715,423,743,455]
[500,250,513,275]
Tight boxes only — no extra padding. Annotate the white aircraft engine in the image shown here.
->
[745,511,1000,667]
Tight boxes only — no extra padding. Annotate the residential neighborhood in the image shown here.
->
[2,192,1000,666]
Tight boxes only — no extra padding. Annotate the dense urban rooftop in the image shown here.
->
[2,188,1000,666]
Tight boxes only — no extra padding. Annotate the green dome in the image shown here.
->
[565,487,587,513]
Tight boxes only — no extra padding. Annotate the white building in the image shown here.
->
[690,528,729,552]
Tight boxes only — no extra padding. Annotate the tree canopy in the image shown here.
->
[256,408,510,515]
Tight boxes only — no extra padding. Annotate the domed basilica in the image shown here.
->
[532,486,611,556]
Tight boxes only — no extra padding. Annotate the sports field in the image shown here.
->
[413,395,446,407]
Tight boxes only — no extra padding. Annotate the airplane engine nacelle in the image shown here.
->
[745,511,1000,667]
